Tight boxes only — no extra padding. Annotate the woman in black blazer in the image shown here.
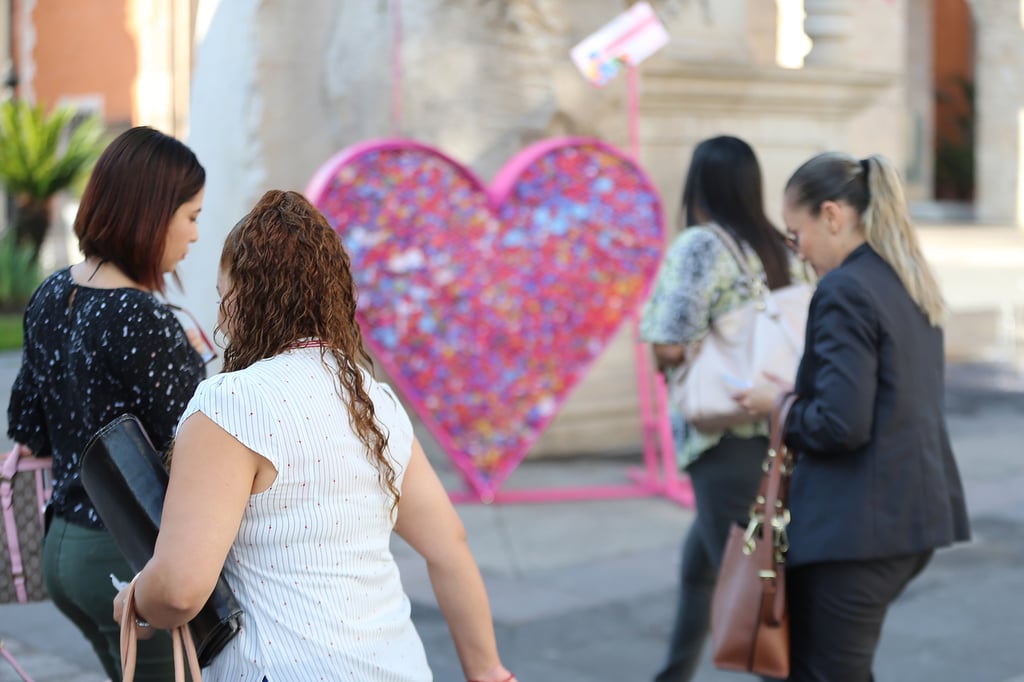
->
[737,152,970,681]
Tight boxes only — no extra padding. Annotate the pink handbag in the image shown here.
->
[1,444,53,682]
[669,224,811,431]
[0,445,52,604]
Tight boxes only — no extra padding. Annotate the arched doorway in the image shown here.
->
[932,0,975,204]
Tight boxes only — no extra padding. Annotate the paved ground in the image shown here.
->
[2,225,1024,681]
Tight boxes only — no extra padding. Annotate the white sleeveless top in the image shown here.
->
[179,347,431,681]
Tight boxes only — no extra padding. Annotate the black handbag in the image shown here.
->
[80,414,242,668]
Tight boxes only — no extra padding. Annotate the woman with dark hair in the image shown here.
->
[736,152,969,681]
[6,126,208,680]
[640,135,810,681]
[112,190,516,682]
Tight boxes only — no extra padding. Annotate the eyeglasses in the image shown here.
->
[166,303,218,365]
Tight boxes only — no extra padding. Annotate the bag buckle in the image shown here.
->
[742,514,763,555]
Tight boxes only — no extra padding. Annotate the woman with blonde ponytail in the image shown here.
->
[736,151,969,681]
[860,154,946,325]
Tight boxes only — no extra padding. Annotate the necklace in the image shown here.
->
[87,259,107,282]
[288,339,325,350]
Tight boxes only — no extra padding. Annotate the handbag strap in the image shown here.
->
[747,392,798,626]
[0,639,34,682]
[120,575,203,682]
[703,223,764,293]
[1,445,28,604]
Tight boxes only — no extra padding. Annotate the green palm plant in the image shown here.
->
[0,232,41,313]
[0,99,105,261]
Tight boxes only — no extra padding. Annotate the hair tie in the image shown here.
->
[859,157,870,177]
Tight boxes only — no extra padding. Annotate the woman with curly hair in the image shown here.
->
[112,190,516,682]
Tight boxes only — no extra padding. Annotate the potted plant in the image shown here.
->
[0,99,105,262]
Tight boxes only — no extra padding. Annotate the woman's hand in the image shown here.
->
[733,371,792,417]
[112,583,156,640]
[651,343,686,374]
[468,668,517,682]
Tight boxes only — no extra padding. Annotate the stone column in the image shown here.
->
[803,0,854,67]
[15,0,35,102]
[903,0,934,201]
[968,0,1024,226]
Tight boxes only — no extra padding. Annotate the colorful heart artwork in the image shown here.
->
[305,137,665,499]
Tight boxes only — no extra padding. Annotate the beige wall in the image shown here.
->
[181,1,968,461]
[846,0,907,173]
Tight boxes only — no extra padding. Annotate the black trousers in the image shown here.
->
[785,551,933,682]
[653,435,767,682]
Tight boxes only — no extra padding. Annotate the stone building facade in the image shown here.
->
[6,0,1023,457]
[175,0,1022,458]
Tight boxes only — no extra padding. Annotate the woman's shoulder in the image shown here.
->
[663,225,734,278]
[668,224,725,254]
[84,285,171,318]
[364,372,409,414]
[91,292,182,344]
[190,366,268,411]
[357,371,414,439]
[812,262,874,311]
[26,267,73,306]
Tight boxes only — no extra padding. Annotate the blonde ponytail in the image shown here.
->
[861,155,946,326]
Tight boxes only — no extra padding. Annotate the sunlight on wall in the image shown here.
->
[1018,108,1024,225]
[194,0,222,47]
[777,0,811,69]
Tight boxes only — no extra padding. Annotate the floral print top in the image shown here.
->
[640,224,811,469]
[6,267,205,529]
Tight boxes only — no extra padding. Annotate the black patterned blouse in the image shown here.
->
[6,267,205,529]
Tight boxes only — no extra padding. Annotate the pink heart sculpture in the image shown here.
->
[305,138,665,499]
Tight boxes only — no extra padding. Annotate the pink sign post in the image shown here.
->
[571,2,693,506]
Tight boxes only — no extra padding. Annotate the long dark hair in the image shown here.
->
[681,136,791,289]
[74,126,205,293]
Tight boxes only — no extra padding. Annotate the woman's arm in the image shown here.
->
[783,279,878,454]
[394,439,516,682]
[7,361,51,457]
[639,230,718,353]
[115,412,261,628]
[651,343,686,373]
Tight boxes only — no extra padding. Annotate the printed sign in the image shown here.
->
[570,1,669,87]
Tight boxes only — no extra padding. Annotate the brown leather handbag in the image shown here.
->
[710,392,798,678]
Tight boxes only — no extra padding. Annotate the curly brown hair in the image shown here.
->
[218,189,399,510]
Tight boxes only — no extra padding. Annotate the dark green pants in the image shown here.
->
[43,515,178,681]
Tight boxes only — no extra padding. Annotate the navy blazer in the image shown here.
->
[784,244,970,567]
